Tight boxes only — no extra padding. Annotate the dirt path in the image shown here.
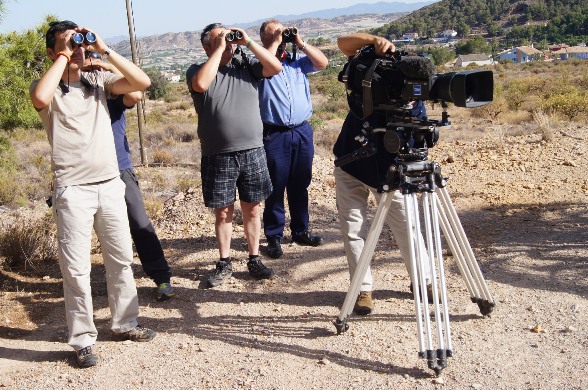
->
[1,124,588,389]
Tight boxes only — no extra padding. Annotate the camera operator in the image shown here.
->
[30,20,156,368]
[186,23,282,288]
[83,54,174,302]
[334,33,432,315]
[258,19,328,258]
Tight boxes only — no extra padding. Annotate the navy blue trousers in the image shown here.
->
[120,168,171,285]
[263,121,314,239]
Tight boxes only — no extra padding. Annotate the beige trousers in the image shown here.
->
[334,167,430,292]
[53,177,139,351]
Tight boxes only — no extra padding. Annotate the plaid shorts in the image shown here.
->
[201,147,273,208]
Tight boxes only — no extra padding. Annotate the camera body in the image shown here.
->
[71,32,96,46]
[225,30,243,42]
[282,27,298,43]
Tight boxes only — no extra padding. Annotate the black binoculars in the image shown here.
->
[282,27,298,43]
[225,30,243,42]
[71,31,96,45]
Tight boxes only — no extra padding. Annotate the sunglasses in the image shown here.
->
[84,51,102,60]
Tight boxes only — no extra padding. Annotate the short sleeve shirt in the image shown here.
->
[107,95,133,170]
[258,53,315,126]
[32,71,122,187]
[186,57,266,156]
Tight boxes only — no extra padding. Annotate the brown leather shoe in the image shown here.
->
[409,283,438,303]
[353,291,373,315]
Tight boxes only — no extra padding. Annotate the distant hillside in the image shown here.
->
[114,13,408,55]
[234,1,438,28]
[371,0,588,43]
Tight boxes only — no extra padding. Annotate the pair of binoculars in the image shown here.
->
[282,27,298,43]
[225,30,243,42]
[71,31,96,45]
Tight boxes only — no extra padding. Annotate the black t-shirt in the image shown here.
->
[333,111,395,189]
[333,102,427,189]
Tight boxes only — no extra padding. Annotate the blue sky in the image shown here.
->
[0,0,428,39]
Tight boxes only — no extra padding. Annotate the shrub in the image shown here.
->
[177,176,200,193]
[0,211,58,273]
[0,134,26,205]
[541,92,588,120]
[152,150,174,165]
[145,68,171,101]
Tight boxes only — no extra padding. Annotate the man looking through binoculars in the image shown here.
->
[258,19,328,259]
[30,20,156,368]
[186,23,282,288]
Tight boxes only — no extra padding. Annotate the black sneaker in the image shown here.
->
[292,230,323,247]
[247,257,275,279]
[267,237,283,259]
[76,345,99,368]
[207,260,233,288]
[112,325,156,342]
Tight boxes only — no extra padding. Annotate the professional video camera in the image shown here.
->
[339,45,493,119]
[336,45,493,168]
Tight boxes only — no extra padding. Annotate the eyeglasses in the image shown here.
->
[84,51,102,60]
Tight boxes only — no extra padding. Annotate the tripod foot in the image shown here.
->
[473,298,496,316]
[426,349,450,376]
[333,318,349,334]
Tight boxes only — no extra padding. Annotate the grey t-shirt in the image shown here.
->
[186,56,265,156]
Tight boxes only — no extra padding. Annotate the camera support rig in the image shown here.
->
[332,122,495,377]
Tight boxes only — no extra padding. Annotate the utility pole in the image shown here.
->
[125,0,148,166]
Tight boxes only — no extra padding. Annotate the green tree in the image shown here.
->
[429,47,456,66]
[455,36,491,55]
[144,68,170,100]
[0,17,54,130]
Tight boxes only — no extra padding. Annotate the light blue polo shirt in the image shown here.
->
[258,53,315,127]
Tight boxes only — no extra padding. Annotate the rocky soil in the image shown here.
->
[1,120,587,389]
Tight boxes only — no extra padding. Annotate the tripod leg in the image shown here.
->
[334,192,394,334]
[436,187,495,316]
[405,192,428,355]
[421,192,452,375]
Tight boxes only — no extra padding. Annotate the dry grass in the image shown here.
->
[532,110,554,142]
[0,211,58,273]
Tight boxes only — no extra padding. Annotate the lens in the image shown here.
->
[84,32,96,44]
[85,51,102,59]
[71,33,84,45]
[225,30,242,42]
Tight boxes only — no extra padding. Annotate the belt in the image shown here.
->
[263,121,307,132]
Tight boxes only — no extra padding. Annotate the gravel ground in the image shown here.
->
[1,122,587,389]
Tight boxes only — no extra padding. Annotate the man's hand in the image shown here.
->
[372,36,395,57]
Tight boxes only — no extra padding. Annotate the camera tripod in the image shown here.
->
[333,159,495,376]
